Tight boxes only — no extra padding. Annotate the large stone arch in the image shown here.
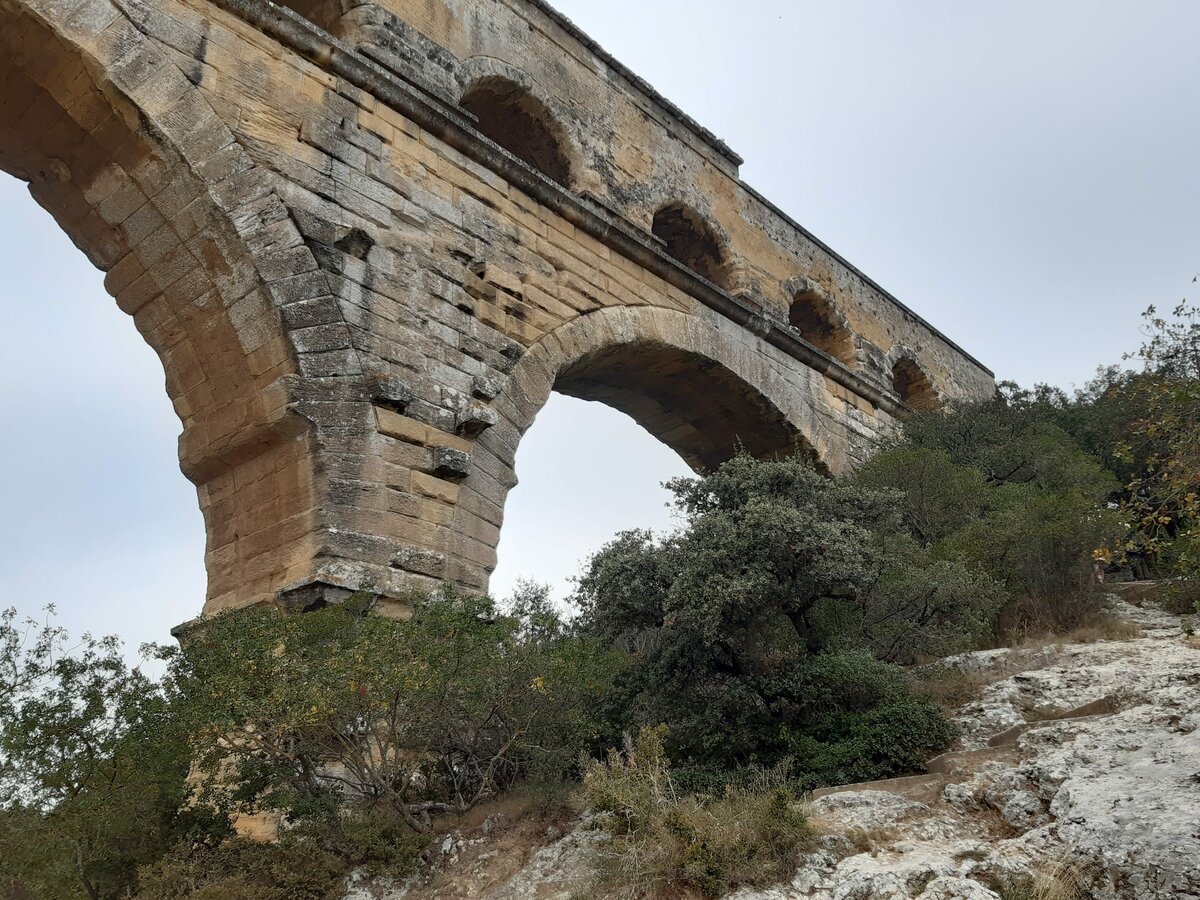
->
[435,306,838,589]
[0,0,358,614]
[485,306,832,468]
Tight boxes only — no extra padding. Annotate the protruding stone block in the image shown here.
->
[391,544,447,578]
[471,374,504,401]
[369,375,414,413]
[456,403,498,437]
[277,578,359,612]
[431,446,471,481]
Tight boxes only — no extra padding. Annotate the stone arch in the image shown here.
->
[785,276,856,367]
[890,351,940,411]
[450,306,834,586]
[458,64,577,189]
[0,0,348,614]
[651,202,734,291]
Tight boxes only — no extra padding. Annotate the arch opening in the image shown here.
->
[892,357,940,411]
[554,340,817,473]
[459,77,573,187]
[651,203,732,290]
[789,289,855,366]
[488,392,691,602]
[0,171,207,645]
[487,333,828,599]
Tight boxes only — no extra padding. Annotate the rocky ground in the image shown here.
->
[346,590,1200,899]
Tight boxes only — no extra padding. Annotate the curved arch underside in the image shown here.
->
[556,342,809,472]
[482,305,839,487]
[0,11,258,414]
[0,0,326,614]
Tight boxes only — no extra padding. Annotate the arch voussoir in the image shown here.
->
[432,305,840,587]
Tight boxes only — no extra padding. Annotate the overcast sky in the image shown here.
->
[1,1,1197,648]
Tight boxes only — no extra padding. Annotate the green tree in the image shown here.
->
[168,587,621,842]
[1113,301,1200,572]
[0,608,216,900]
[573,453,970,780]
[858,394,1124,632]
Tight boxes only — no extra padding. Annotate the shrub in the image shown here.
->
[133,838,346,900]
[0,608,225,900]
[573,453,962,780]
[856,398,1126,641]
[582,727,814,899]
[779,654,956,787]
[1157,578,1200,615]
[169,586,623,838]
[989,854,1091,900]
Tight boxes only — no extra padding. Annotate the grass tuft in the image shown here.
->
[580,727,815,899]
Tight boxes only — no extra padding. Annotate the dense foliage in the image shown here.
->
[133,838,347,900]
[0,593,621,899]
[0,607,220,900]
[856,389,1125,634]
[572,453,974,781]
[6,300,1200,898]
[168,586,622,840]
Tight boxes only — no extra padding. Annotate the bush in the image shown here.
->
[169,585,622,839]
[1156,578,1200,615]
[856,398,1126,641]
[573,453,962,781]
[0,584,626,898]
[779,654,957,787]
[0,608,226,900]
[582,728,814,899]
[134,838,346,900]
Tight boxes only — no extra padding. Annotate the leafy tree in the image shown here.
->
[572,453,969,777]
[858,394,1124,633]
[168,586,622,841]
[897,383,1116,499]
[1110,302,1200,571]
[0,608,218,900]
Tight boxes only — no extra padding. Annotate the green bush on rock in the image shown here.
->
[168,585,623,841]
[572,453,968,780]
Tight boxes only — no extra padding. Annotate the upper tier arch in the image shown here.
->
[459,73,575,189]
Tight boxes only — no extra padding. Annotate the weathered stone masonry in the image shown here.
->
[1,0,994,616]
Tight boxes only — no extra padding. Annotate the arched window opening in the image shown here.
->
[459,77,572,187]
[892,357,940,411]
[651,203,731,290]
[789,289,855,366]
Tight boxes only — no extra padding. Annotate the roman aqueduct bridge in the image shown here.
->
[2,0,994,616]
